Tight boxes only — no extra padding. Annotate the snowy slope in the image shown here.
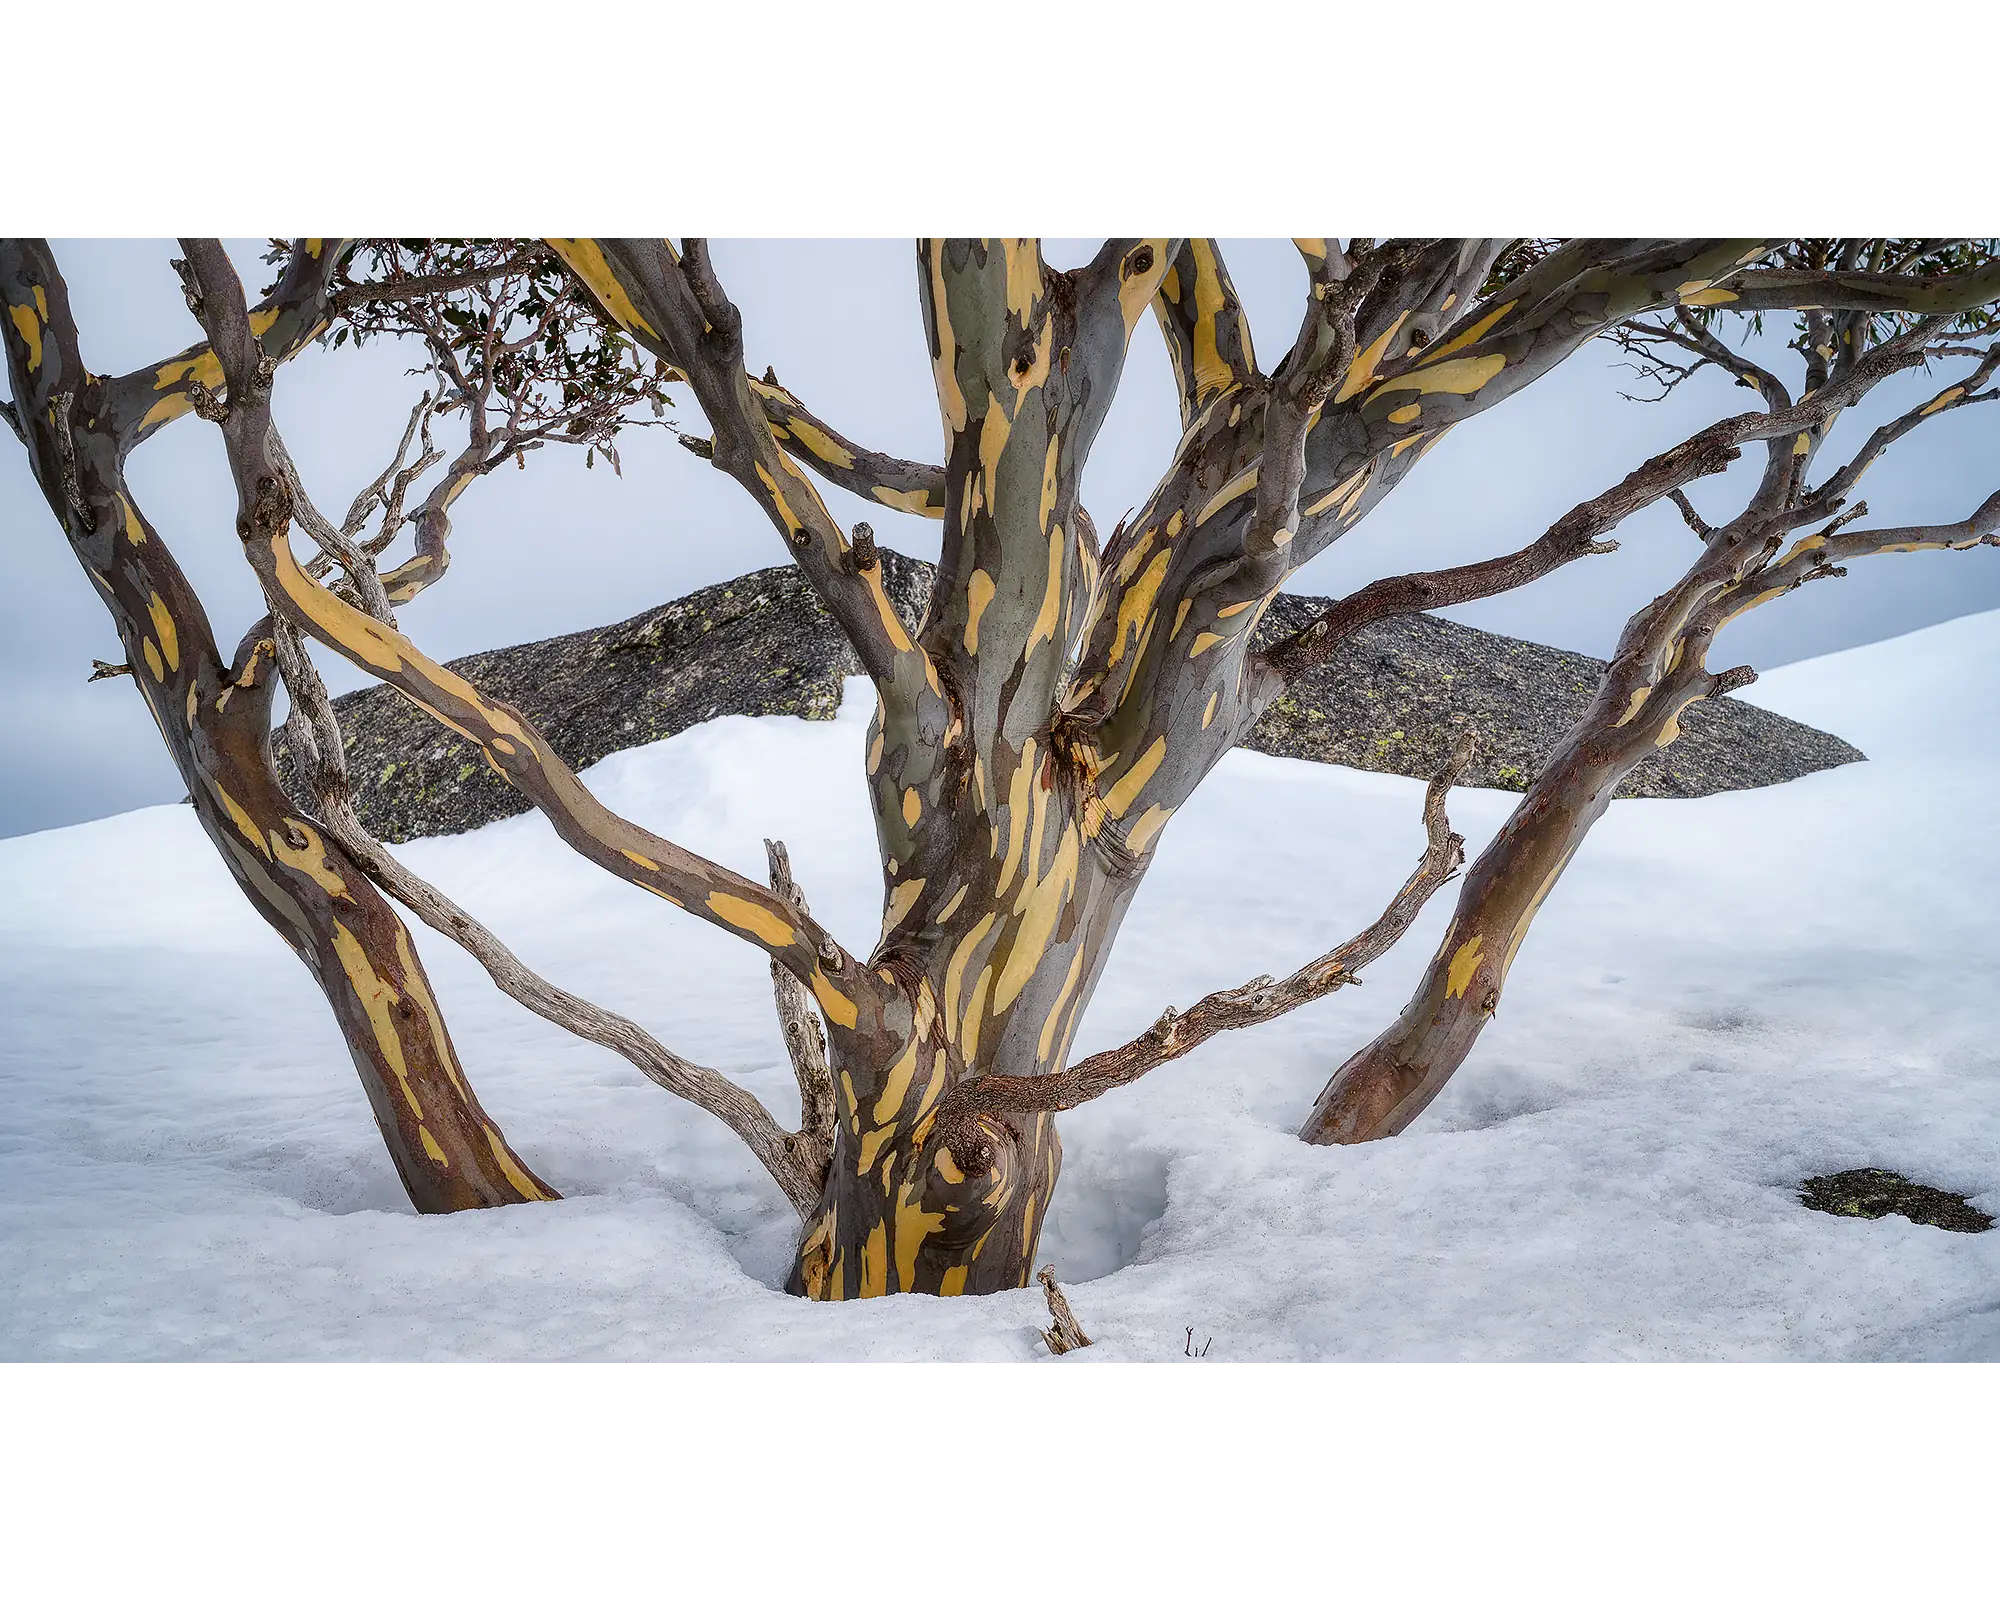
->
[4,612,1998,1360]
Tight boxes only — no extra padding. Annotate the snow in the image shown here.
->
[4,611,1999,1360]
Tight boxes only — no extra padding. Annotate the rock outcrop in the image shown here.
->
[279,549,1863,842]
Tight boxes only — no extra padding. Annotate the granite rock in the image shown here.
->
[278,548,1862,842]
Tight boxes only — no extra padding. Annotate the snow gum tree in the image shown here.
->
[5,237,1997,1299]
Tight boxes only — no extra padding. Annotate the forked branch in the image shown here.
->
[178,238,864,999]
[270,622,823,1213]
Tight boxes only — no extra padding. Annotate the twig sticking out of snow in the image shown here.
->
[1038,1268,1093,1355]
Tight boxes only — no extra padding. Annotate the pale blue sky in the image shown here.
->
[4,239,1996,837]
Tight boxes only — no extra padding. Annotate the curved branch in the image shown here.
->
[101,238,350,455]
[273,619,823,1214]
[544,239,937,704]
[749,373,945,517]
[938,731,1474,1119]
[1151,239,1258,427]
[1721,259,2000,317]
[179,239,869,1007]
[1265,314,1948,683]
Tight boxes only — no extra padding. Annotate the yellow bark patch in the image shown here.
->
[1305,466,1369,520]
[935,883,968,924]
[1025,526,1063,660]
[965,569,995,652]
[1189,630,1225,658]
[1203,691,1219,729]
[420,1127,448,1165]
[329,919,419,1118]
[960,964,996,1063]
[893,1183,949,1290]
[1335,313,1409,403]
[944,913,998,1040]
[7,302,42,371]
[940,1264,970,1296]
[485,1126,550,1201]
[902,787,922,827]
[874,483,941,518]
[1416,301,1515,368]
[797,1214,833,1299]
[992,825,1079,1015]
[269,820,351,901]
[811,968,859,1030]
[1038,944,1088,1063]
[784,414,855,470]
[1922,386,1965,417]
[1387,403,1422,425]
[210,782,271,858]
[542,240,660,339]
[860,561,916,655]
[1445,935,1485,1000]
[121,498,147,545]
[1682,286,1740,306]
[874,1037,921,1125]
[883,875,926,935]
[1373,353,1506,399]
[995,741,1037,896]
[1171,598,1193,641]
[1109,548,1171,668]
[1124,803,1173,857]
[1105,736,1166,818]
[707,891,796,948]
[857,1123,897,1176]
[860,1221,888,1297]
[1188,239,1246,400]
[142,639,165,681]
[1196,465,1259,527]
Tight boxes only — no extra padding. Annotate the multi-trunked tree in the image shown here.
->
[5,237,1996,1298]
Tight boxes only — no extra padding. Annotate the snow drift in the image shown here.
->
[3,611,1997,1359]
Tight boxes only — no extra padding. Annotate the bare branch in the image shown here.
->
[1038,1268,1093,1354]
[937,731,1475,1121]
[271,619,822,1214]
[179,238,867,1003]
[766,838,836,1179]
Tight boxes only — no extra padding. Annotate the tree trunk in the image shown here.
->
[1,241,557,1213]
[1302,652,1722,1144]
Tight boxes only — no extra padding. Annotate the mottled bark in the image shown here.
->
[1305,319,2000,1144]
[18,235,1998,1290]
[1,240,556,1211]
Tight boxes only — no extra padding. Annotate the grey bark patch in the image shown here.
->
[1799,1169,1994,1233]
[278,547,1863,842]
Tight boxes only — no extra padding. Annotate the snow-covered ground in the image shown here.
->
[4,612,1997,1360]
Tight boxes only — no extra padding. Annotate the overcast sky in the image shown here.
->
[5,238,1996,838]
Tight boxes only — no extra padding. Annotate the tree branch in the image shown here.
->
[937,731,1474,1120]
[766,838,837,1180]
[747,373,945,517]
[544,239,938,704]
[179,239,869,1007]
[101,238,349,455]
[1263,322,1949,684]
[270,618,823,1213]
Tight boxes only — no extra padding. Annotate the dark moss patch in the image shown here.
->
[1800,1169,1993,1233]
